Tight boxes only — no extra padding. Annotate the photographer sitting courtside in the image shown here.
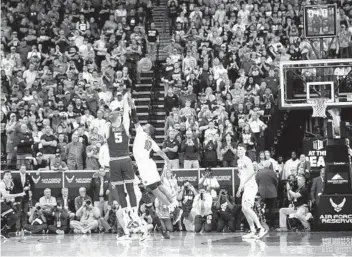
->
[214,189,238,232]
[278,175,311,231]
[24,203,48,234]
[48,201,70,234]
[192,188,213,233]
[71,199,100,234]
[177,181,197,231]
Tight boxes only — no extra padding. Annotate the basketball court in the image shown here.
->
[2,232,352,256]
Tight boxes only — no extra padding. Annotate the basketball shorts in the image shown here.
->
[137,159,161,187]
[241,184,258,207]
[110,157,135,185]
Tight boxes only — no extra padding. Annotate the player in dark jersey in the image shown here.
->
[105,109,139,239]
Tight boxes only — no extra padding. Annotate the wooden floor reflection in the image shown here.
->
[2,231,352,256]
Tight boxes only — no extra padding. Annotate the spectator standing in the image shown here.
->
[202,134,219,168]
[311,168,325,206]
[167,0,178,36]
[163,129,180,169]
[297,154,311,175]
[14,124,34,169]
[65,133,85,170]
[12,164,34,234]
[181,129,200,169]
[248,113,267,154]
[86,144,100,170]
[221,133,237,167]
[5,113,17,167]
[282,151,300,180]
[89,168,110,217]
[164,88,180,116]
[40,126,58,161]
[256,160,278,229]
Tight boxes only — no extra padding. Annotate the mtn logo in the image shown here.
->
[331,174,343,180]
[327,173,348,184]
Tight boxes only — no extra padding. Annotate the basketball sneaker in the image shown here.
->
[161,230,170,239]
[257,228,268,239]
[140,231,150,242]
[242,231,258,239]
[116,234,132,241]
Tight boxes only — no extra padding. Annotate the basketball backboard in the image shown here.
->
[280,59,352,110]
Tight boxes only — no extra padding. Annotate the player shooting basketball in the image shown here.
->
[104,94,139,240]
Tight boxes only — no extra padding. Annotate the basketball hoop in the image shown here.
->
[307,98,329,118]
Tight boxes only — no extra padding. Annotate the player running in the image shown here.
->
[236,144,268,239]
[105,96,139,239]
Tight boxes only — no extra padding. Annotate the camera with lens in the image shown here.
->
[85,200,91,206]
[36,206,41,211]
[287,178,298,191]
[205,167,213,177]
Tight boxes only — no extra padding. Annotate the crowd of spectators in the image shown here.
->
[0,0,159,170]
[162,0,352,169]
[1,0,352,239]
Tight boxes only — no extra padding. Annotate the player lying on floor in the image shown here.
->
[115,182,172,241]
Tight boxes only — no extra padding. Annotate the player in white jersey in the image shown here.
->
[129,97,176,207]
[236,144,268,239]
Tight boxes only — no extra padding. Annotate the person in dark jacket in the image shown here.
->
[203,135,218,168]
[256,160,278,229]
[12,164,35,234]
[164,87,179,116]
[47,201,70,234]
[14,123,34,169]
[181,129,200,169]
[89,168,110,216]
[57,187,76,220]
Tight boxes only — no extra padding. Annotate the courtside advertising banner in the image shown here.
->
[64,171,96,197]
[29,171,62,200]
[172,169,199,187]
[303,138,327,174]
[318,194,352,231]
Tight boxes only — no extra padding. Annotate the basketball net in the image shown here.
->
[307,98,329,118]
